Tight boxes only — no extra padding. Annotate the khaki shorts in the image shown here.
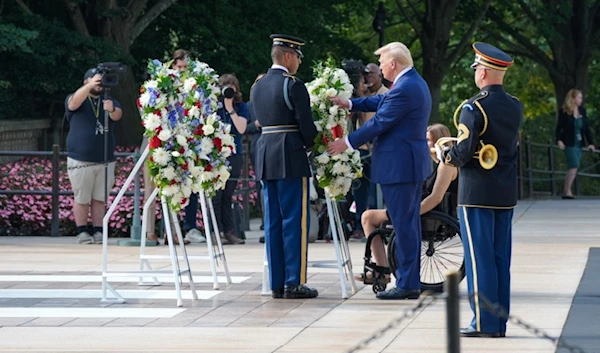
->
[67,157,116,204]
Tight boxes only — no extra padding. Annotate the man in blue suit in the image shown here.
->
[329,42,432,300]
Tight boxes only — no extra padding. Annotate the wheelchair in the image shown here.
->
[362,210,465,293]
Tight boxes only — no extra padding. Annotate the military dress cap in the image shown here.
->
[270,34,305,58]
[470,42,513,71]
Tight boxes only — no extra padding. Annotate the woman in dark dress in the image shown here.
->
[355,123,458,282]
[555,89,595,199]
[212,74,248,245]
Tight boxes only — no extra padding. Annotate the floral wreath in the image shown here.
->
[138,59,236,212]
[306,59,363,200]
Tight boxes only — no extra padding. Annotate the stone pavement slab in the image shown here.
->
[0,199,598,352]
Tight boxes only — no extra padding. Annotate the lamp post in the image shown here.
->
[372,1,386,47]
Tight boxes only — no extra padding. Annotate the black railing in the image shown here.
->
[0,144,256,237]
[521,138,600,198]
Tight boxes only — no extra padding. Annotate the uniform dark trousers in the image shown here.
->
[184,193,199,232]
[381,181,423,290]
[459,206,513,334]
[212,154,243,234]
[263,177,309,290]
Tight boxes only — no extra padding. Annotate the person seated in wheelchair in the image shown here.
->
[355,123,458,284]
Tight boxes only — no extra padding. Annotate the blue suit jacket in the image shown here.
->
[348,68,432,185]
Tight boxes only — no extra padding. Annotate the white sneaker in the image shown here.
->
[185,229,206,243]
[93,231,103,244]
[77,231,94,244]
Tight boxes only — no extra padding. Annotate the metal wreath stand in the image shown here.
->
[100,146,231,307]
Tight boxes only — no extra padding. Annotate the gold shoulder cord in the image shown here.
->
[472,91,488,135]
[283,73,297,81]
[453,99,469,129]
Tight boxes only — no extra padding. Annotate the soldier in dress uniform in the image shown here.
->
[437,42,523,338]
[251,34,319,299]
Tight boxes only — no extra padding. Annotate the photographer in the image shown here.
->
[65,68,122,244]
[212,74,247,245]
[341,60,372,240]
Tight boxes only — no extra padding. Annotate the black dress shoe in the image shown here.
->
[561,195,575,199]
[460,327,502,338]
[260,224,265,230]
[376,287,420,300]
[259,236,265,244]
[271,288,284,299]
[283,284,318,299]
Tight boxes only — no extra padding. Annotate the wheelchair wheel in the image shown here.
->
[387,210,465,292]
[372,282,387,293]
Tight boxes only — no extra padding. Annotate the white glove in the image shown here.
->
[434,143,449,162]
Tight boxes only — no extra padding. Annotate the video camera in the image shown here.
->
[342,59,368,98]
[94,62,126,88]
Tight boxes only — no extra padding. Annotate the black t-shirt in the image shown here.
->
[65,94,120,163]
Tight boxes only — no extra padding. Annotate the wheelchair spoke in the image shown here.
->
[434,236,461,251]
[433,253,462,268]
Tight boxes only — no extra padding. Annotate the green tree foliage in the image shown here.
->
[0,4,124,120]
[132,0,369,99]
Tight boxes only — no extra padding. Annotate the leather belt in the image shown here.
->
[262,125,299,134]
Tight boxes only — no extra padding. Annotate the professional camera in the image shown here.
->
[221,86,235,99]
[342,59,368,98]
[95,62,126,88]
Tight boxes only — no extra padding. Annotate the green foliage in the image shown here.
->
[0,22,38,53]
[0,10,126,120]
[132,0,370,100]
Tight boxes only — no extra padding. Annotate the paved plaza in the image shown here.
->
[0,199,599,352]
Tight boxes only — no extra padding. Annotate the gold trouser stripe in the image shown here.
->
[458,203,516,210]
[300,177,308,284]
[262,129,299,134]
[462,206,481,332]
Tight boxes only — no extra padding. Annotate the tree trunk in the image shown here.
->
[108,68,144,147]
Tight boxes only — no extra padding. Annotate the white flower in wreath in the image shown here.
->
[332,161,351,175]
[162,166,177,180]
[145,80,159,89]
[351,151,361,163]
[200,171,214,182]
[158,128,172,141]
[181,184,192,198]
[202,124,215,135]
[316,152,330,165]
[206,112,217,125]
[171,192,184,206]
[176,134,189,147]
[325,87,337,97]
[329,105,339,116]
[338,152,350,162]
[139,92,151,107]
[188,105,200,118]
[183,78,197,92]
[219,165,231,181]
[162,184,179,197]
[152,147,171,166]
[171,151,181,157]
[200,137,214,155]
[143,113,161,131]
[221,146,232,158]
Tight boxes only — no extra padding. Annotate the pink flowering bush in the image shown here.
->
[0,147,259,237]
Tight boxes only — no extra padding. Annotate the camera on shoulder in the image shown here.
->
[95,62,126,88]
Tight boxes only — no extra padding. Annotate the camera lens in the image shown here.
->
[222,86,235,99]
